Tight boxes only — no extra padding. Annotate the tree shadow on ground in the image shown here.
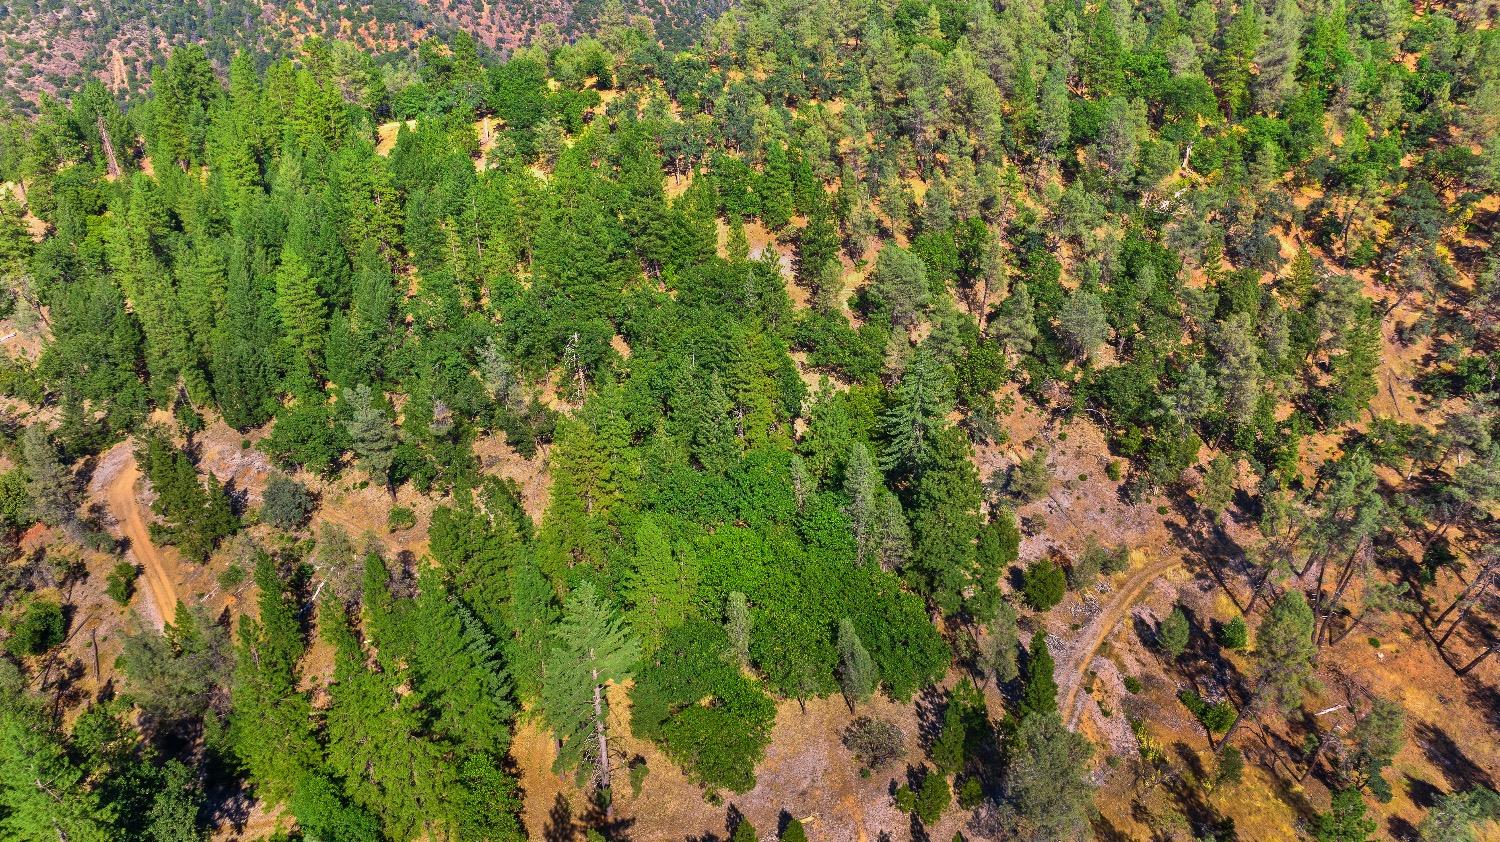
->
[543,793,576,842]
[1414,719,1495,792]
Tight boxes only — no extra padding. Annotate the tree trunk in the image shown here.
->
[591,670,613,821]
[1316,542,1366,646]
[97,114,121,179]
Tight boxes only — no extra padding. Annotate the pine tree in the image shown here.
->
[1254,0,1304,114]
[980,601,1021,685]
[505,558,558,704]
[228,556,319,805]
[880,350,953,474]
[1019,631,1058,718]
[541,582,639,819]
[625,515,697,651]
[909,427,982,615]
[20,426,75,532]
[759,142,794,230]
[1256,590,1319,712]
[1314,789,1377,842]
[1003,711,1094,840]
[322,597,454,840]
[344,385,396,489]
[274,248,326,376]
[836,618,878,706]
[843,442,882,565]
[0,677,115,841]
[1158,606,1191,659]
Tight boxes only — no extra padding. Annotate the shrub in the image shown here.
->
[218,564,247,591]
[106,562,138,605]
[1100,543,1131,574]
[1022,557,1066,611]
[261,474,316,530]
[10,598,65,655]
[1105,460,1123,482]
[630,620,776,792]
[894,784,916,813]
[1179,689,1236,734]
[914,771,951,825]
[1123,676,1143,694]
[957,776,984,809]
[1218,615,1248,650]
[1216,745,1244,786]
[842,716,905,770]
[1157,606,1190,658]
[629,759,648,797]
[387,506,417,531]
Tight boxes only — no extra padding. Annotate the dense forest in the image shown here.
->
[0,0,1497,838]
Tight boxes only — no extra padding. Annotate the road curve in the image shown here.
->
[104,453,178,628]
[1059,552,1184,728]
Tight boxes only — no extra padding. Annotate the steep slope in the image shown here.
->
[0,0,723,110]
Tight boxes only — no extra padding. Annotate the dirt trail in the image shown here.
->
[1059,551,1184,729]
[104,454,178,628]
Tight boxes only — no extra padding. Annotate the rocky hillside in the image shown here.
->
[0,0,723,110]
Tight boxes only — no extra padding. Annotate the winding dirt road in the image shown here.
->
[104,454,178,627]
[1059,551,1184,728]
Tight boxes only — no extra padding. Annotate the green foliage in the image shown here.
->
[0,672,115,839]
[9,598,64,655]
[836,617,878,705]
[1256,590,1319,711]
[2,0,1491,826]
[260,474,314,530]
[1178,690,1236,734]
[1314,789,1377,842]
[106,562,139,605]
[1217,745,1245,786]
[915,770,952,826]
[1022,558,1066,611]
[386,506,416,531]
[139,433,237,562]
[1219,615,1249,650]
[720,815,756,842]
[1003,712,1094,841]
[1018,631,1058,718]
[542,582,638,784]
[1418,787,1500,842]
[1157,606,1190,659]
[631,620,774,793]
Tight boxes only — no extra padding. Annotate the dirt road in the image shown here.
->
[104,453,178,628]
[1059,551,1184,728]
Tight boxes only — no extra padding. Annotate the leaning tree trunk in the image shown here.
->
[591,669,613,821]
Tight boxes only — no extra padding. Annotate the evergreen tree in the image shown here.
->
[541,582,639,819]
[1158,606,1190,659]
[836,618,878,705]
[1314,789,1377,842]
[880,350,953,474]
[344,385,396,489]
[625,515,697,651]
[20,426,75,532]
[1018,631,1059,718]
[1003,711,1094,841]
[0,673,115,841]
[1256,590,1319,712]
